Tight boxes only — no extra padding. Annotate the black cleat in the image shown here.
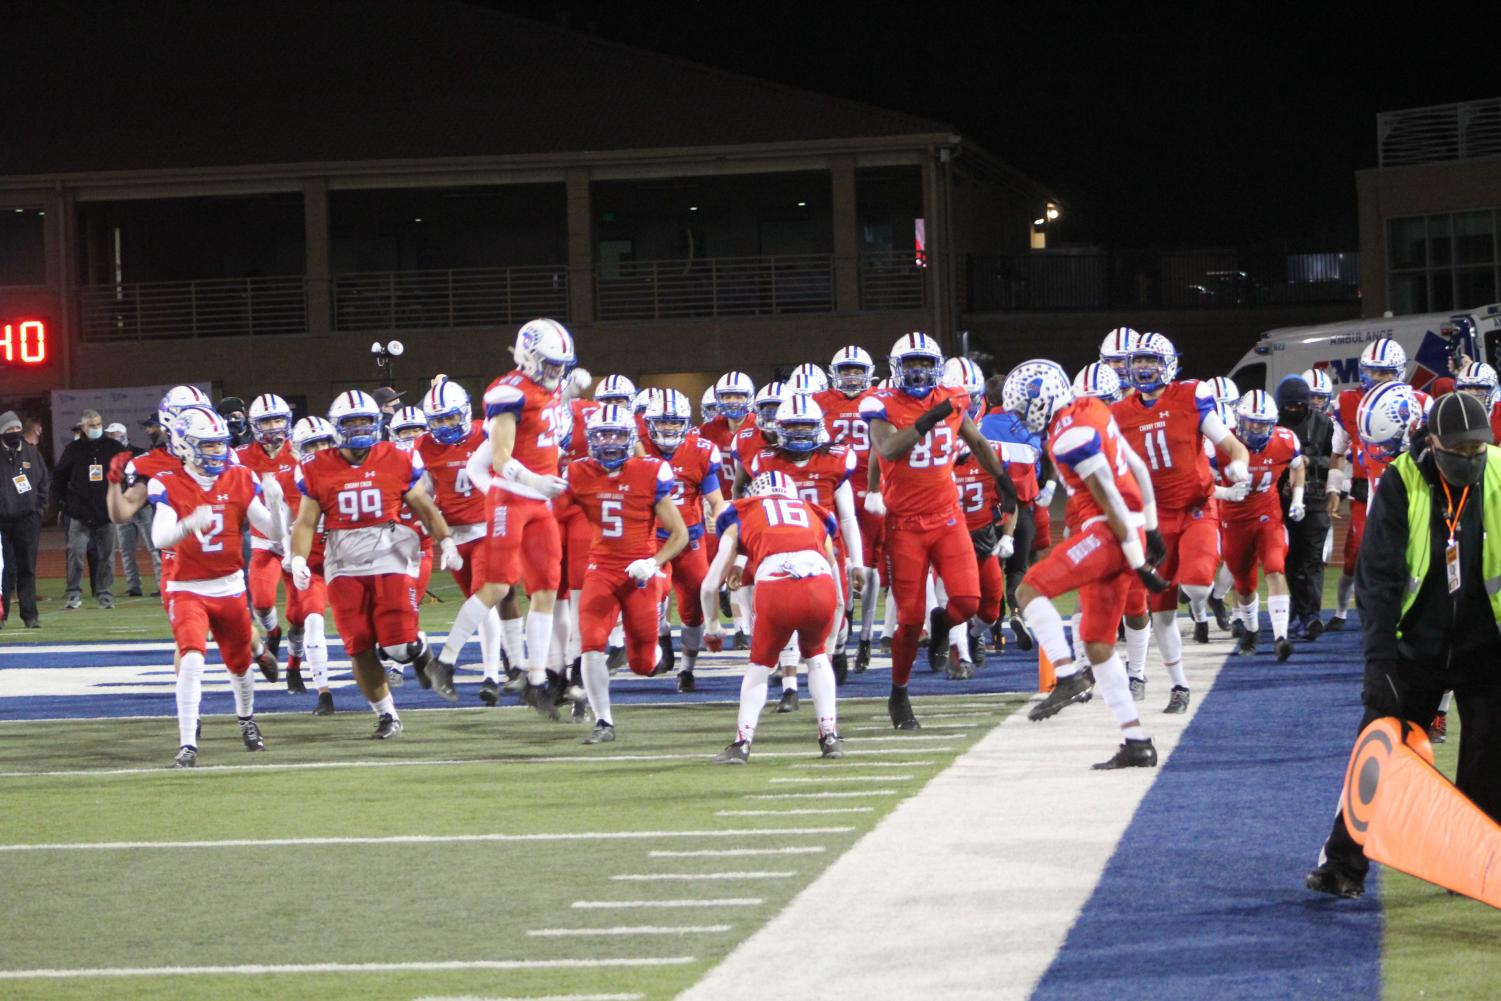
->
[425,657,459,703]
[731,630,749,651]
[1192,620,1210,644]
[285,666,307,695]
[411,644,434,689]
[1208,594,1231,631]
[522,681,560,720]
[313,691,335,716]
[831,651,848,685]
[1129,676,1146,702]
[265,626,282,660]
[239,717,266,751]
[719,589,733,619]
[1029,668,1095,721]
[713,740,750,765]
[880,635,892,656]
[370,713,403,740]
[818,732,844,759]
[1236,631,1258,657]
[1230,618,1246,641]
[502,667,526,694]
[1304,617,1325,641]
[854,640,871,673]
[888,686,919,730]
[571,698,591,724]
[776,689,799,713]
[1326,615,1346,632]
[1305,861,1365,899]
[946,646,973,680]
[172,745,197,768]
[255,648,279,684]
[1093,737,1158,770]
[657,635,676,674]
[968,622,989,672]
[1275,637,1294,662]
[927,608,947,672]
[1164,686,1190,714]
[478,678,499,706]
[676,670,696,694]
[582,722,616,745]
[606,645,627,671]
[1010,614,1034,652]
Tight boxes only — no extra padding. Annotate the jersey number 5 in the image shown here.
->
[600,498,624,538]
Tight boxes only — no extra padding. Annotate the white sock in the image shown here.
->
[1213,564,1234,601]
[926,574,940,620]
[502,616,526,669]
[948,622,969,662]
[525,611,555,685]
[859,569,879,640]
[881,586,898,640]
[304,614,329,689]
[1337,575,1354,615]
[229,669,255,718]
[176,651,205,747]
[479,608,503,683]
[370,694,397,719]
[581,650,612,727]
[1182,583,1211,624]
[1268,594,1291,640]
[441,594,493,663]
[548,600,570,670]
[1022,596,1075,675]
[1241,594,1260,633]
[732,586,753,635]
[1439,691,1454,713]
[681,624,703,669]
[1151,610,1187,688]
[566,592,583,663]
[1070,612,1085,663]
[1092,653,1144,736]
[807,653,838,737]
[288,625,305,658]
[737,664,775,743]
[781,671,798,693]
[609,621,626,648]
[1125,621,1150,681]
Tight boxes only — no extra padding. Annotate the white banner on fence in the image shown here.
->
[49,384,212,462]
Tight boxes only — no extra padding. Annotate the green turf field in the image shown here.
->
[0,694,1027,1001]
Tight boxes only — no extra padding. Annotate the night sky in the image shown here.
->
[479,1,1494,252]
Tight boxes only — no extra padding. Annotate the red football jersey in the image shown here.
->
[954,443,1013,532]
[1222,426,1301,523]
[642,432,721,533]
[235,441,297,544]
[296,441,422,532]
[561,455,674,569]
[815,388,873,493]
[126,445,181,484]
[147,465,258,582]
[1110,380,1217,510]
[1047,397,1144,532]
[1334,388,1366,482]
[415,421,487,526]
[718,495,837,576]
[1491,400,1501,447]
[274,464,325,564]
[859,383,969,518]
[482,369,565,494]
[697,415,749,487]
[562,398,602,466]
[748,444,856,510]
[733,425,777,480]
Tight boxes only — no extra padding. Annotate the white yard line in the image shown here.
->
[715,808,874,817]
[0,827,853,854]
[609,871,795,881]
[679,638,1230,1001]
[743,790,899,800]
[525,926,729,937]
[864,712,992,720]
[849,722,975,731]
[767,775,912,784]
[571,899,762,909]
[413,994,643,1001]
[649,847,825,858]
[0,958,692,980]
[787,761,933,769]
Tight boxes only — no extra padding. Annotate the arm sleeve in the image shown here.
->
[150,496,182,550]
[700,526,739,622]
[833,480,863,567]
[465,437,495,493]
[1199,408,1235,446]
[1331,422,1351,456]
[1355,466,1411,667]
[246,497,281,541]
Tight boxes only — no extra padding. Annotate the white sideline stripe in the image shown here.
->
[679,633,1231,1001]
[788,761,933,769]
[0,746,955,780]
[0,958,693,980]
[865,712,992,720]
[744,790,898,800]
[610,871,793,881]
[413,994,643,1001]
[850,723,975,731]
[526,926,729,937]
[0,827,854,854]
[716,808,874,816]
[767,775,912,784]
[842,734,956,743]
[573,899,762,909]
[649,847,825,857]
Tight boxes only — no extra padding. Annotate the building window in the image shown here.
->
[1387,210,1499,315]
[0,208,46,287]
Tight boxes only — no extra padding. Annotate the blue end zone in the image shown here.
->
[1031,615,1382,1001]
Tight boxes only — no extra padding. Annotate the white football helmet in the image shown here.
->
[422,379,472,445]
[512,318,576,390]
[1215,400,1238,432]
[595,374,637,409]
[171,408,233,476]
[632,388,662,416]
[714,371,756,421]
[1099,327,1142,376]
[1359,338,1407,390]
[788,363,829,395]
[942,357,985,418]
[1002,360,1074,434]
[1073,362,1123,403]
[1234,390,1279,451]
[388,405,427,443]
[247,393,293,447]
[774,394,825,454]
[754,381,788,433]
[585,404,636,470]
[1455,361,1499,403]
[700,386,720,423]
[1300,368,1334,413]
[1208,376,1240,404]
[645,389,693,453]
[1128,332,1177,393]
[1357,380,1419,463]
[889,332,945,396]
[327,390,383,450]
[157,385,215,447]
[291,416,336,458]
[829,345,874,396]
[748,470,799,500]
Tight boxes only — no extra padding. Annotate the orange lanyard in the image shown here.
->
[1441,479,1470,544]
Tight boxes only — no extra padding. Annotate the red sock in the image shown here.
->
[891,623,921,687]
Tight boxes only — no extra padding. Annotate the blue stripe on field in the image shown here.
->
[1030,614,1381,1001]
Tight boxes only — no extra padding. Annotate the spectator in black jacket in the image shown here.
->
[1275,376,1335,638]
[0,410,49,628]
[53,409,127,610]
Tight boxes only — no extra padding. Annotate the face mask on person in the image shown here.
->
[1432,441,1487,487]
[1,432,20,448]
[85,426,103,440]
[1279,404,1308,426]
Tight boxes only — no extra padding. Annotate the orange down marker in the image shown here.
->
[1038,647,1056,693]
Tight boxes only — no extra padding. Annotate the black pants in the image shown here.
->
[1322,658,1501,875]
[1,514,41,622]
[1287,505,1330,623]
[1001,505,1037,618]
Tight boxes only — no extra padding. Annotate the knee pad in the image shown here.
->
[380,633,428,664]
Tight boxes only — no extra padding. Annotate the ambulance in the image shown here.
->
[1228,303,1501,394]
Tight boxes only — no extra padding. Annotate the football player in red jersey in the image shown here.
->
[388,407,438,690]
[237,393,298,669]
[734,381,786,481]
[1219,391,1305,662]
[275,417,338,715]
[429,319,578,717]
[559,406,688,743]
[150,409,288,768]
[698,372,757,646]
[1112,333,1249,711]
[642,389,725,693]
[704,471,845,764]
[861,333,1017,730]
[1005,360,1171,770]
[1453,362,1501,444]
[291,391,460,739]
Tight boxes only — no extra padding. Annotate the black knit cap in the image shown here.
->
[1429,392,1494,448]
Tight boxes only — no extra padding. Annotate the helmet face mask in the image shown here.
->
[1358,338,1407,392]
[389,406,427,444]
[292,417,336,458]
[1234,391,1278,451]
[328,391,383,451]
[586,405,635,470]
[1073,362,1123,403]
[889,333,943,398]
[513,319,576,391]
[1357,382,1418,464]
[714,371,755,421]
[645,389,692,453]
[832,363,871,395]
[423,380,472,445]
[1002,361,1074,435]
[172,411,232,476]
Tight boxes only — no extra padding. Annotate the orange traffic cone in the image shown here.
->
[1038,646,1056,694]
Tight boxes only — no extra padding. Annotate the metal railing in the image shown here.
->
[595,254,834,320]
[858,250,927,310]
[334,264,568,332]
[79,275,307,341]
[1378,97,1501,167]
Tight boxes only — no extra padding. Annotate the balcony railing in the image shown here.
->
[334,265,568,332]
[859,251,927,310]
[595,254,834,320]
[79,275,307,341]
[1378,97,1501,167]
